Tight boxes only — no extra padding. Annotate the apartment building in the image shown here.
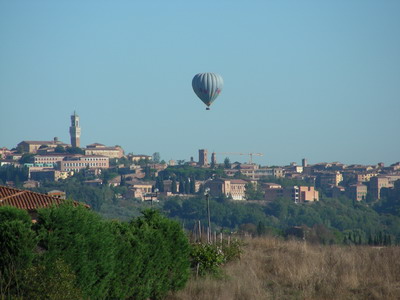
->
[346,183,368,201]
[357,172,378,183]
[369,176,392,199]
[34,154,71,165]
[316,171,343,187]
[264,185,319,203]
[84,143,124,159]
[59,155,109,172]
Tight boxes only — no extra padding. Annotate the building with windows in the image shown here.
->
[127,154,152,163]
[59,155,109,172]
[369,176,392,199]
[206,178,247,200]
[346,184,367,201]
[316,171,343,187]
[226,165,284,180]
[85,143,124,158]
[264,185,319,203]
[34,154,71,165]
[125,180,154,200]
[357,172,378,183]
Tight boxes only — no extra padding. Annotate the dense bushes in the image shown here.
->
[190,240,243,277]
[0,207,36,297]
[0,205,191,299]
[35,204,116,298]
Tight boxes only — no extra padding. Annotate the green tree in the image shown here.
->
[129,210,190,299]
[0,207,36,295]
[224,157,231,169]
[179,178,186,194]
[36,203,116,299]
[152,152,161,163]
[190,177,196,194]
[245,182,264,200]
[257,221,266,236]
[172,177,177,194]
[19,153,35,164]
[185,179,191,194]
[0,165,29,183]
[66,146,85,155]
[54,145,66,153]
[22,259,82,300]
[156,176,165,192]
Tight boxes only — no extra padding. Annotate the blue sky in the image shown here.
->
[1,0,399,166]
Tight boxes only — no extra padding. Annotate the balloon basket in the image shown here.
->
[206,107,210,110]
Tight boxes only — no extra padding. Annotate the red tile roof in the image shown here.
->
[0,185,85,211]
[230,179,248,184]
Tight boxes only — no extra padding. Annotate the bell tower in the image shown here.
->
[69,111,81,148]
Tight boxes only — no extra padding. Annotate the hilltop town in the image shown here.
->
[1,112,399,206]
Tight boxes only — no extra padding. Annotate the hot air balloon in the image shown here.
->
[192,73,223,110]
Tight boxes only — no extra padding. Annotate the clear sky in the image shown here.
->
[1,0,399,166]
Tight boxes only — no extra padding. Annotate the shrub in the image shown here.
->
[22,259,82,299]
[0,207,36,296]
[190,243,226,276]
[35,203,116,299]
[129,210,191,299]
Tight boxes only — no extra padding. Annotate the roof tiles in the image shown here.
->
[0,185,80,211]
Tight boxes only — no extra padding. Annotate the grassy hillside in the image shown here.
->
[168,237,400,300]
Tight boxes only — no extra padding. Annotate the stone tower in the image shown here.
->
[198,149,208,166]
[211,152,217,165]
[302,158,308,167]
[69,111,81,148]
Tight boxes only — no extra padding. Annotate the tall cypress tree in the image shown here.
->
[179,179,185,194]
[171,177,177,194]
[185,179,190,194]
[190,177,196,194]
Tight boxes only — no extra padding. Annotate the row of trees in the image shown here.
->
[0,165,29,186]
[0,205,190,299]
[162,194,400,245]
[155,176,196,194]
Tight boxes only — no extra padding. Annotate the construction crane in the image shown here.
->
[212,152,264,164]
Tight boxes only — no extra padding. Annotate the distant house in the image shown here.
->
[0,185,86,220]
[127,154,152,163]
[22,180,41,189]
[47,190,66,200]
[206,178,248,200]
[125,180,154,201]
[0,147,11,159]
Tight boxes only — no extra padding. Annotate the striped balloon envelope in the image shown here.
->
[192,73,223,110]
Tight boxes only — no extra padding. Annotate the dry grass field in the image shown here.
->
[168,237,400,300]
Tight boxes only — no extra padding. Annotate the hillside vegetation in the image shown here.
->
[170,237,400,300]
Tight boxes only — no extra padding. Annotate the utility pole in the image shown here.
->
[204,187,211,243]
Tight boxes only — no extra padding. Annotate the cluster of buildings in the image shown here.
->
[1,114,399,204]
[197,149,400,203]
[0,113,126,182]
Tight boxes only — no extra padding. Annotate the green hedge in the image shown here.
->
[0,205,191,299]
